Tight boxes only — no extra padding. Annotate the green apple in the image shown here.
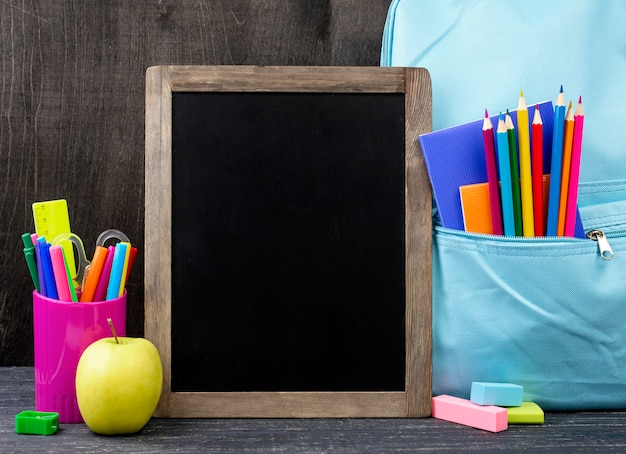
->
[75,325,163,435]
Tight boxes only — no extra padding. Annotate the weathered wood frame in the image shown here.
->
[145,65,432,418]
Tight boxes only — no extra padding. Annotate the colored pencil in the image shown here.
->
[517,91,534,237]
[505,111,522,236]
[546,86,566,236]
[531,105,544,236]
[496,113,516,236]
[557,101,575,236]
[482,109,503,235]
[565,96,584,236]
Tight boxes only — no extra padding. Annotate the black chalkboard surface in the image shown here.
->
[145,66,432,418]
[171,91,406,392]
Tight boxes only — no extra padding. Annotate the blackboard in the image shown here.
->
[145,66,432,417]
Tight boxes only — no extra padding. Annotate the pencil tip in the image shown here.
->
[578,95,582,103]
[559,85,564,93]
[520,89,524,97]
[485,108,488,118]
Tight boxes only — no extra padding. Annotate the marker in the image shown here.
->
[50,245,72,302]
[80,246,109,302]
[93,246,116,302]
[126,246,138,281]
[22,233,39,292]
[39,242,58,300]
[35,238,47,296]
[117,242,132,298]
[106,243,128,300]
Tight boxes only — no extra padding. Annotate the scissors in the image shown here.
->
[50,228,131,291]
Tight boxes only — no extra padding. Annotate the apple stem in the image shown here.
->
[107,317,120,344]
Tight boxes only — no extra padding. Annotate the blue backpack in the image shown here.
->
[382,0,626,410]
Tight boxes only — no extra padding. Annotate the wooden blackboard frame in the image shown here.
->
[144,65,432,418]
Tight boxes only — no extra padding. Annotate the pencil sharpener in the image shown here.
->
[15,410,59,435]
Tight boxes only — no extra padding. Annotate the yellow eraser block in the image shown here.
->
[507,402,544,424]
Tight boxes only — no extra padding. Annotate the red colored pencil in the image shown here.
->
[482,110,503,235]
[531,105,544,236]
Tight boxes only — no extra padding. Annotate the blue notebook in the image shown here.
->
[419,101,585,237]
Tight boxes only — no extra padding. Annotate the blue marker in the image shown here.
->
[105,243,127,300]
[39,241,58,300]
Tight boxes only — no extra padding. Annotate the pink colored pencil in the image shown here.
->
[531,105,544,236]
[482,109,502,235]
[564,97,584,236]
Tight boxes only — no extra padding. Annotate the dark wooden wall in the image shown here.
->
[0,0,392,365]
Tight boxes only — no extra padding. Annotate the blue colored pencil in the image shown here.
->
[546,86,566,236]
[496,113,516,236]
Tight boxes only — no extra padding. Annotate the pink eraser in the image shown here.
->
[432,395,508,432]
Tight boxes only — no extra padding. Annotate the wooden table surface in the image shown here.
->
[2,367,626,453]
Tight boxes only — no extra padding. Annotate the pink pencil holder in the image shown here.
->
[32,290,126,423]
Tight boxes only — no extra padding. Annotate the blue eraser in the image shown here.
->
[470,382,523,407]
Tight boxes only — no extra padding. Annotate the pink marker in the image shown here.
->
[432,395,508,432]
[93,245,116,302]
[50,245,72,301]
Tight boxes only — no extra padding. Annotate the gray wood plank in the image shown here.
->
[3,367,626,453]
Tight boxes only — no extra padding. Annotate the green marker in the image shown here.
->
[22,233,39,292]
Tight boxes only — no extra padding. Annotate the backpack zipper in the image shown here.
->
[586,229,615,261]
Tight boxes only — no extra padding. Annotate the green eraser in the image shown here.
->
[15,410,59,435]
[507,402,544,424]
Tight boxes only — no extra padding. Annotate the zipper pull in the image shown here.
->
[586,229,614,261]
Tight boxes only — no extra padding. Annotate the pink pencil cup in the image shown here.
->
[32,290,126,423]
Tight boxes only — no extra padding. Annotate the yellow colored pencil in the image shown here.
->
[517,90,534,236]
